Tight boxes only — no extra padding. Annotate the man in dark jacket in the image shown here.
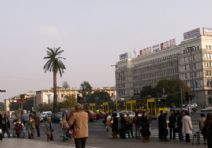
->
[169,111,176,140]
[158,111,168,141]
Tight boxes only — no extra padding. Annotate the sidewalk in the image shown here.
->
[0,138,74,148]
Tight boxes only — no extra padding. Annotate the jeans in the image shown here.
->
[74,138,87,148]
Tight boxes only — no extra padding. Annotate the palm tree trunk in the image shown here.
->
[53,71,57,113]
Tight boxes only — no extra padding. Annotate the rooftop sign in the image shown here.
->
[183,28,200,40]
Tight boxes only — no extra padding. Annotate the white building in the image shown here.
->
[115,27,212,106]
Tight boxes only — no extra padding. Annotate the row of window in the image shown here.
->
[204,62,212,68]
[204,53,212,59]
[206,45,212,50]
[181,71,203,79]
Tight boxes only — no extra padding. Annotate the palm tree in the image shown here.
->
[43,47,66,112]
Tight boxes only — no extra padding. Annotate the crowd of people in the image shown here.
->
[104,110,212,148]
[0,103,89,148]
[0,108,212,148]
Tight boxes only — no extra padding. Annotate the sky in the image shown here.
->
[1,0,212,100]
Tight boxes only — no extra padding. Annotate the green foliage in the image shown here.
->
[43,47,66,77]
[38,103,53,112]
[87,91,112,103]
[58,95,78,109]
[140,79,191,106]
[79,81,92,102]
[140,86,156,98]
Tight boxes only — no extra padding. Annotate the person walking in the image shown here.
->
[2,114,10,138]
[60,116,69,141]
[199,113,206,144]
[27,114,35,139]
[111,112,118,139]
[202,113,212,148]
[168,111,176,140]
[34,112,40,137]
[44,116,54,141]
[69,103,88,148]
[182,111,192,142]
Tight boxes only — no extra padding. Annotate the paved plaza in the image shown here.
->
[0,137,207,148]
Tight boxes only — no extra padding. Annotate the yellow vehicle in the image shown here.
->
[146,98,169,118]
[88,103,96,112]
[123,98,169,118]
[125,100,136,111]
[102,102,109,113]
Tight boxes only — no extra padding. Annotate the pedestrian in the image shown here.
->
[176,111,183,141]
[119,114,127,139]
[27,114,35,139]
[111,112,118,139]
[140,112,151,142]
[168,111,176,140]
[44,116,54,141]
[60,116,69,141]
[34,112,40,137]
[158,111,168,141]
[199,113,206,144]
[2,114,10,138]
[105,112,112,133]
[133,112,141,139]
[69,103,88,148]
[182,111,192,142]
[126,113,134,139]
[202,113,212,148]
[14,118,24,138]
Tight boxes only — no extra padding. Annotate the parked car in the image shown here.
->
[116,110,135,118]
[86,110,96,122]
[51,112,62,123]
[40,111,52,122]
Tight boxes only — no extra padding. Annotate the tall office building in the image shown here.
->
[115,27,212,105]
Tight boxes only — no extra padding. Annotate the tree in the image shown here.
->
[62,81,70,89]
[43,47,66,113]
[88,91,112,104]
[79,81,92,103]
[58,95,78,109]
[140,85,155,98]
[155,79,191,106]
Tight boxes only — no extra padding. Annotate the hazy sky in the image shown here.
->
[1,0,212,100]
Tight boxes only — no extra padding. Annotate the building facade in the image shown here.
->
[115,27,212,106]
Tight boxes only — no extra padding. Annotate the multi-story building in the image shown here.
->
[35,88,80,107]
[115,27,212,106]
